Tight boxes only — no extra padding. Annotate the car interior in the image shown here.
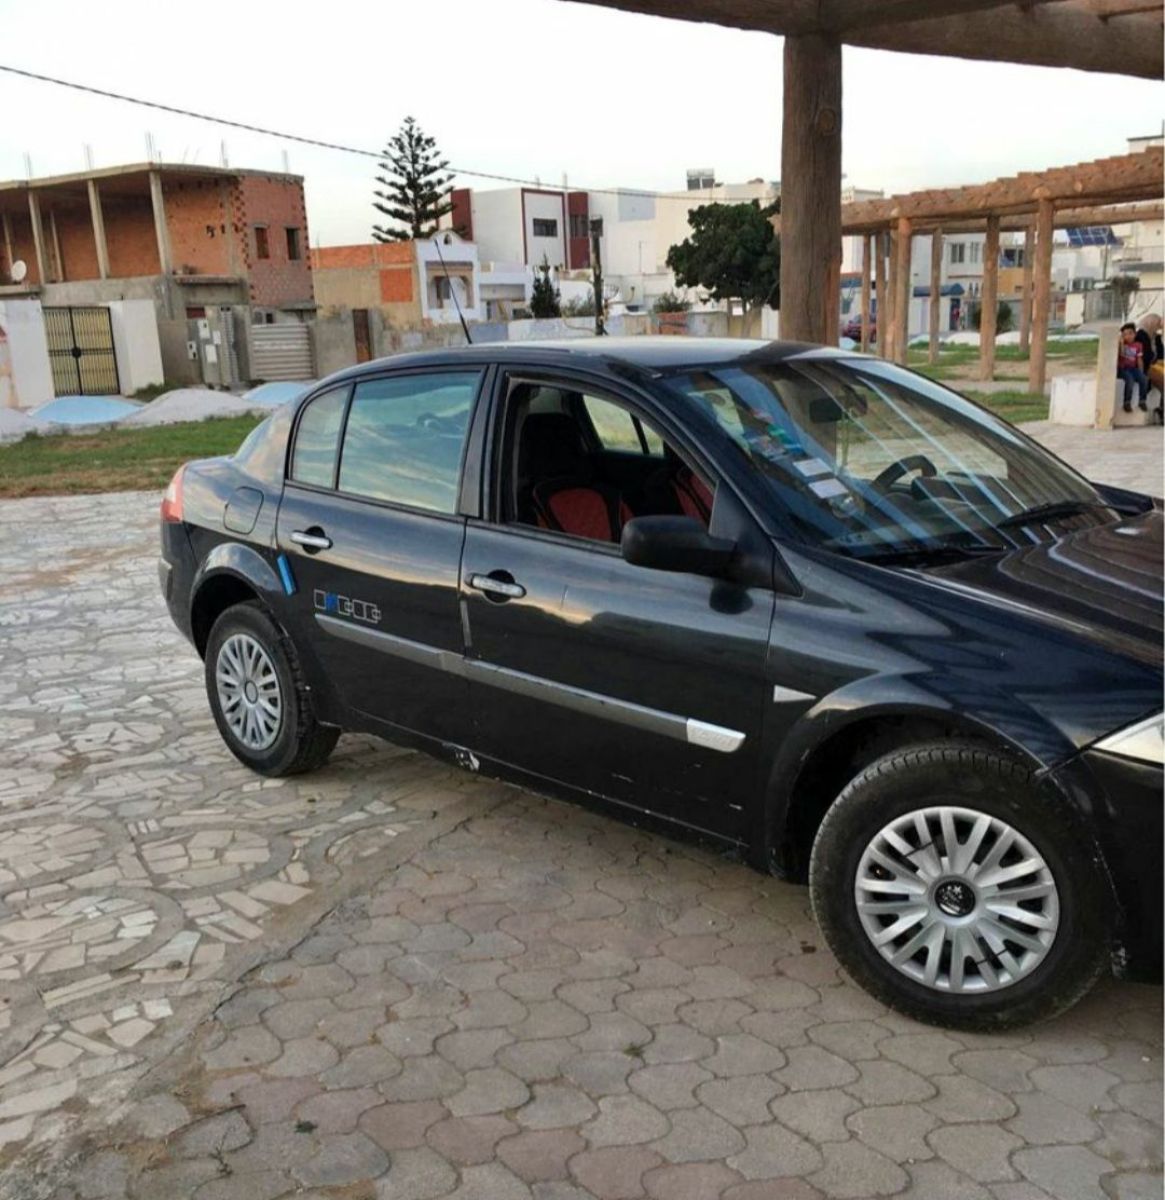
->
[503,382,715,544]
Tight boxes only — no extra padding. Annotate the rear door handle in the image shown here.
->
[290,529,332,552]
[467,572,526,600]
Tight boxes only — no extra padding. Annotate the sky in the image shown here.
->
[0,0,1161,246]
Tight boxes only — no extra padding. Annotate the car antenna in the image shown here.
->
[432,233,472,344]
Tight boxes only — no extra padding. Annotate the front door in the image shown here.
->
[460,372,775,842]
[275,368,484,742]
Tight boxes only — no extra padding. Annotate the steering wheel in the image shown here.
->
[872,454,937,493]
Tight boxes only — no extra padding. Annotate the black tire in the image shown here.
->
[205,601,339,777]
[809,741,1110,1030]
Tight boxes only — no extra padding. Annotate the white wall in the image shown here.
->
[523,192,567,269]
[107,299,164,394]
[0,299,53,410]
[469,190,524,264]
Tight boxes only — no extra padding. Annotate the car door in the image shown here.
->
[459,369,776,843]
[275,367,485,743]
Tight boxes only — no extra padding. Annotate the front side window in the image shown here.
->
[337,371,481,512]
[290,386,348,487]
[660,358,1104,560]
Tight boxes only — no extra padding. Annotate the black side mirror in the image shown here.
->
[621,516,736,577]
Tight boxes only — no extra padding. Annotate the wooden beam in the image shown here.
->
[875,231,887,358]
[779,32,842,344]
[978,215,1001,381]
[1018,226,1035,354]
[929,229,942,364]
[884,229,897,360]
[569,0,1162,77]
[1,212,13,278]
[860,234,872,353]
[1028,199,1055,394]
[27,191,49,285]
[892,217,912,364]
[148,170,173,276]
[87,179,110,281]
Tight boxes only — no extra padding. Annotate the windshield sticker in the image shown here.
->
[810,478,850,500]
[793,458,831,478]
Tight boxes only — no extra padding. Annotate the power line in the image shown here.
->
[0,63,740,203]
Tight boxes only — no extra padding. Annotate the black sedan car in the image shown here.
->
[159,338,1162,1029]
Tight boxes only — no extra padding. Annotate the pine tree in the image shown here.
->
[372,117,455,242]
[529,256,562,318]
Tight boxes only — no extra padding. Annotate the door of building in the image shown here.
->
[353,309,371,363]
[43,306,119,396]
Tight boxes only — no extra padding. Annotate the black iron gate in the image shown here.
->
[43,306,120,396]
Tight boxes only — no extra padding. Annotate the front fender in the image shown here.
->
[757,670,1080,872]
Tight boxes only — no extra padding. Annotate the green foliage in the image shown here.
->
[970,299,1015,335]
[562,293,596,317]
[529,256,562,319]
[960,390,1049,424]
[0,415,264,497]
[1109,274,1141,318]
[373,116,454,242]
[652,290,690,314]
[665,201,780,311]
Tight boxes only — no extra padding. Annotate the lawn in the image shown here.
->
[960,390,1050,424]
[0,415,263,499]
[907,338,1097,382]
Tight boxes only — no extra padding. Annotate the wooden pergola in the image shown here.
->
[563,0,1163,347]
[836,148,1165,390]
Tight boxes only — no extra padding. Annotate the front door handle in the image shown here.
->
[467,572,526,601]
[290,528,332,552]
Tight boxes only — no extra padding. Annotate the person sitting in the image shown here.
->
[1134,314,1164,423]
[1117,322,1150,414]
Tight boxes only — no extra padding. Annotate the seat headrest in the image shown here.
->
[517,412,591,482]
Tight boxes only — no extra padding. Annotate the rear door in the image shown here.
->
[275,367,485,743]
[459,369,776,842]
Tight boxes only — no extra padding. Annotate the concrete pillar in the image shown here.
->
[1094,322,1120,430]
[148,170,173,275]
[978,215,1000,381]
[874,231,887,358]
[87,179,110,280]
[49,210,65,282]
[27,191,50,284]
[928,229,942,365]
[779,34,842,344]
[859,234,871,353]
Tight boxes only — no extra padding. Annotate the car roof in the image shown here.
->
[320,336,848,387]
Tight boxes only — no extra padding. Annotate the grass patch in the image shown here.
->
[907,337,1096,381]
[126,382,176,403]
[961,390,1049,424]
[0,415,263,498]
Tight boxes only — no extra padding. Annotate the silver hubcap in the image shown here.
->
[855,805,1060,993]
[215,634,282,752]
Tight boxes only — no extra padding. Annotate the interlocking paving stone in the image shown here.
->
[0,480,1162,1198]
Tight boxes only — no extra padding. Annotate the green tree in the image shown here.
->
[529,256,562,319]
[1109,273,1141,319]
[665,201,780,316]
[373,116,454,242]
[652,290,691,313]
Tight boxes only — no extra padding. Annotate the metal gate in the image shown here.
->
[250,323,314,381]
[43,306,120,397]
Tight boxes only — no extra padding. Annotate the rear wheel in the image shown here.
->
[205,601,338,776]
[809,742,1109,1030]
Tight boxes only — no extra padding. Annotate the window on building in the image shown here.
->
[337,372,482,512]
[970,242,981,264]
[532,218,558,238]
[569,214,588,239]
[950,243,966,264]
[285,227,302,260]
[254,225,270,260]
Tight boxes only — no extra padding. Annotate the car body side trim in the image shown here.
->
[314,612,745,753]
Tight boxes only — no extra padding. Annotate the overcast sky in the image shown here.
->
[1,0,1160,246]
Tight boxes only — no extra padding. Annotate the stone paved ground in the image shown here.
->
[0,423,1161,1200]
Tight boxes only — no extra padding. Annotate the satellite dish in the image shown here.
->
[9,260,27,283]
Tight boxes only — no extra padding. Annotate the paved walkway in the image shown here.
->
[1022,422,1162,494]
[0,424,1160,1200]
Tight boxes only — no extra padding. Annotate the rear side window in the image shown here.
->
[290,386,349,487]
[338,371,481,512]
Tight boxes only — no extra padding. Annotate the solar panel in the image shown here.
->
[1066,226,1121,247]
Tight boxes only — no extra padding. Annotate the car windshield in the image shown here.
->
[659,356,1110,560]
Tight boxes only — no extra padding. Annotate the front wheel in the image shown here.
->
[205,601,339,777]
[809,742,1109,1030]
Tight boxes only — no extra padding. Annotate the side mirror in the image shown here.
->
[621,515,736,577]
